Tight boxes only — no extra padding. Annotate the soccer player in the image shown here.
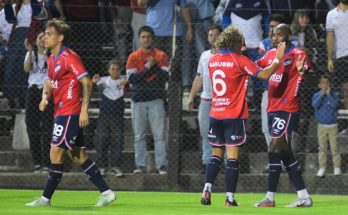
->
[254,24,316,208]
[201,25,286,206]
[25,19,115,207]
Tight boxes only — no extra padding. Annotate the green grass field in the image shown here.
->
[0,189,347,215]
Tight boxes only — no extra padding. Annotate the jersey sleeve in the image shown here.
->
[239,55,261,78]
[256,51,270,68]
[196,52,205,76]
[66,54,88,80]
[96,76,107,88]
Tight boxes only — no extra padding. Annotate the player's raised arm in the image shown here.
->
[39,80,52,112]
[256,42,286,80]
[79,76,92,128]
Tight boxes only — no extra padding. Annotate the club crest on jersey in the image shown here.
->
[283,58,292,66]
[54,64,61,73]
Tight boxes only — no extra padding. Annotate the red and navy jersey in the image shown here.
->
[208,50,261,119]
[257,45,313,113]
[47,47,88,116]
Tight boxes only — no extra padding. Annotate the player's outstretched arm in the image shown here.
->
[39,80,52,112]
[256,42,286,80]
[187,75,202,110]
[79,76,92,128]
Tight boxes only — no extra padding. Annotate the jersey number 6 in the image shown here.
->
[212,69,226,96]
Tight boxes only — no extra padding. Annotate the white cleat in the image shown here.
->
[286,198,313,208]
[95,191,116,207]
[334,167,342,176]
[316,168,326,177]
[25,197,51,206]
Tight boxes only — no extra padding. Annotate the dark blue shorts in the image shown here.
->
[51,115,85,150]
[208,118,246,146]
[268,111,299,141]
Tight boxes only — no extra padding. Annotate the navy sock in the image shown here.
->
[43,163,64,199]
[282,154,305,191]
[225,159,239,193]
[205,156,222,184]
[80,159,109,193]
[268,153,282,192]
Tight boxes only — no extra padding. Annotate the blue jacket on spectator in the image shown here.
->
[312,90,340,125]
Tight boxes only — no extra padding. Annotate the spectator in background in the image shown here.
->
[0,1,13,44]
[291,9,320,152]
[181,0,215,91]
[312,75,341,177]
[130,0,146,50]
[222,0,271,112]
[92,60,127,178]
[187,24,222,173]
[126,25,169,175]
[138,0,193,84]
[46,0,65,20]
[269,0,315,23]
[326,0,348,134]
[4,0,43,108]
[23,32,53,173]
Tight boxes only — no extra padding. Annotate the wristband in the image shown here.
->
[272,58,280,64]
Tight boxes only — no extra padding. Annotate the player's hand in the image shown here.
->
[24,39,33,51]
[79,110,89,128]
[327,59,334,72]
[92,74,100,83]
[39,100,48,112]
[275,42,286,61]
[146,57,156,68]
[296,54,306,74]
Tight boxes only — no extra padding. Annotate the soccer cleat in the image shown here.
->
[254,197,275,207]
[99,168,106,176]
[95,191,116,207]
[25,197,51,206]
[224,199,239,206]
[286,198,313,208]
[34,165,41,173]
[41,167,49,174]
[201,191,211,205]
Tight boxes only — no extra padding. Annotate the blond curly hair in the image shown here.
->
[214,25,243,51]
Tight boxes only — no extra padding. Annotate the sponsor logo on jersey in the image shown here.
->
[212,107,225,112]
[213,98,231,106]
[67,80,74,99]
[51,80,58,88]
[283,58,292,66]
[269,73,283,83]
[54,65,61,73]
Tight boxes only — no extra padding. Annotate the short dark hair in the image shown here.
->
[209,24,223,33]
[45,18,71,44]
[270,13,286,24]
[138,25,155,38]
[108,59,120,69]
[321,75,331,82]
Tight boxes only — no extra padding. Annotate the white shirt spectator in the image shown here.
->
[24,51,48,87]
[0,9,13,42]
[231,12,262,49]
[96,76,124,101]
[15,3,32,28]
[326,6,348,59]
[197,49,214,100]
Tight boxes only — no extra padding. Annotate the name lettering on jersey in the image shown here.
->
[67,80,74,99]
[51,80,58,89]
[212,98,231,106]
[54,65,61,73]
[269,74,283,83]
[209,62,234,68]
